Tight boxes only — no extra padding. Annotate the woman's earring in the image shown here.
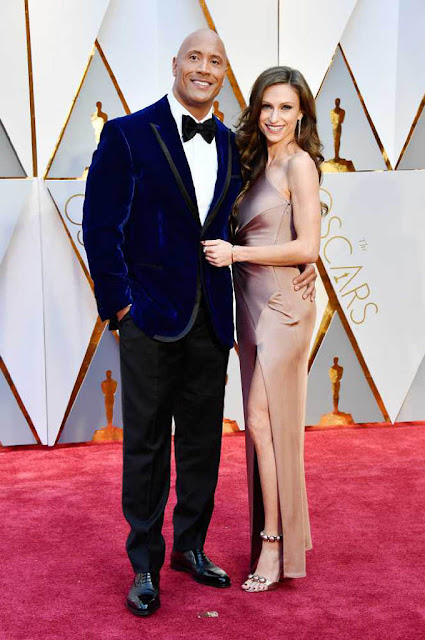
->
[297,118,302,141]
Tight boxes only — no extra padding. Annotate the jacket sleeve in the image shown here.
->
[82,119,135,325]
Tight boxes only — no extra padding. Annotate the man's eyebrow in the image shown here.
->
[186,49,224,62]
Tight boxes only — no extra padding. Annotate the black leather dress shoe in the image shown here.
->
[126,572,160,616]
[170,549,231,588]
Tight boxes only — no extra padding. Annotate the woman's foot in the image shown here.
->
[242,540,281,592]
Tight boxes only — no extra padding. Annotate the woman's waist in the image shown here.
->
[233,262,301,279]
[233,264,302,298]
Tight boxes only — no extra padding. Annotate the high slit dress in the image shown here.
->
[233,172,316,579]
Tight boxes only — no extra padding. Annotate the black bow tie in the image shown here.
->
[182,114,216,144]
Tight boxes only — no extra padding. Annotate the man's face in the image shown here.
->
[172,32,227,111]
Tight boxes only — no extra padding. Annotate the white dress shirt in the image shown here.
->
[167,91,218,225]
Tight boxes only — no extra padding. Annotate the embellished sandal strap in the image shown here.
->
[243,573,280,591]
[247,574,274,586]
[260,530,283,543]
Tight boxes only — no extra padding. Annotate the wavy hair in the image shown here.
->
[233,66,326,222]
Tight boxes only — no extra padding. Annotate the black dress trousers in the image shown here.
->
[119,301,229,574]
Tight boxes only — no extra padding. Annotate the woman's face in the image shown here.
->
[258,83,302,145]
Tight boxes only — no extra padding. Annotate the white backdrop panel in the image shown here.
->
[279,0,357,96]
[0,368,37,446]
[98,0,158,112]
[29,0,111,175]
[0,180,32,263]
[396,354,425,422]
[321,170,425,422]
[397,106,425,170]
[39,181,98,445]
[46,181,87,270]
[0,0,32,175]
[0,120,27,177]
[341,0,398,166]
[394,0,425,166]
[224,346,244,430]
[208,0,278,102]
[0,180,47,442]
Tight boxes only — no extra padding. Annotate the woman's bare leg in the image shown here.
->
[242,359,281,592]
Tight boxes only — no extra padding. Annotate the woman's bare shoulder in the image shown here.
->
[287,149,315,172]
[288,151,317,185]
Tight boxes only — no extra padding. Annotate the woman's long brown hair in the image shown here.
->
[233,66,326,228]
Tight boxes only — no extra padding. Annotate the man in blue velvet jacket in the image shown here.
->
[83,29,316,616]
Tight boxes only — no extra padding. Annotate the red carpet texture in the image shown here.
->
[1,424,425,640]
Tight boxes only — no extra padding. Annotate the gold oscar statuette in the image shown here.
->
[322,98,355,173]
[92,369,123,442]
[213,100,224,123]
[318,357,354,426]
[91,101,108,144]
[81,101,109,179]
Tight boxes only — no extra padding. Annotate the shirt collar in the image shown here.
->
[167,91,214,140]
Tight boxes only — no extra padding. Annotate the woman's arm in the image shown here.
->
[203,153,321,267]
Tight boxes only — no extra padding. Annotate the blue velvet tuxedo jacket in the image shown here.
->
[82,96,242,348]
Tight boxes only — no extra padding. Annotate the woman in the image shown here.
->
[202,66,324,591]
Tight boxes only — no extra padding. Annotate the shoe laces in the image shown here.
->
[194,549,209,562]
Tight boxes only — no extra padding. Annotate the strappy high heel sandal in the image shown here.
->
[242,531,282,593]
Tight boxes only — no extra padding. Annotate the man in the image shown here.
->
[83,29,316,616]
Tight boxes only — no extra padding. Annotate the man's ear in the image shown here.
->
[172,56,177,77]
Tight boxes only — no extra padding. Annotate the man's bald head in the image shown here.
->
[172,28,228,120]
[176,29,227,65]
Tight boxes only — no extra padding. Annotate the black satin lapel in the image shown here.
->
[202,126,232,234]
[149,101,199,224]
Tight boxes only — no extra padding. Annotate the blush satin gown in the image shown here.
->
[233,172,316,579]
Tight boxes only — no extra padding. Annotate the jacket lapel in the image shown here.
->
[150,96,199,225]
[202,121,232,234]
[150,97,233,232]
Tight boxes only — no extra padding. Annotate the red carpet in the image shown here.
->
[1,424,425,640]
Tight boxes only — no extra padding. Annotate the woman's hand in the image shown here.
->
[202,239,233,267]
[293,264,317,302]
